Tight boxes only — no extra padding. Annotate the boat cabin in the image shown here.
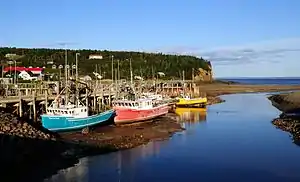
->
[113,98,160,109]
[141,93,163,100]
[46,104,88,118]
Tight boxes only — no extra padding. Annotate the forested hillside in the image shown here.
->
[0,47,211,80]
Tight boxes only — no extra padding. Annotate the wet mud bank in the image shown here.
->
[207,96,225,105]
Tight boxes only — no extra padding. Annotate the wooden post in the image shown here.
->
[189,82,192,97]
[5,85,8,97]
[45,90,48,112]
[108,86,111,106]
[33,91,36,122]
[171,82,174,94]
[85,88,89,110]
[18,89,22,117]
[93,89,96,112]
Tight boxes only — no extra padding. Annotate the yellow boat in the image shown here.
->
[176,95,207,108]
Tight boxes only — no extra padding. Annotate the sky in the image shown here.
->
[0,0,300,78]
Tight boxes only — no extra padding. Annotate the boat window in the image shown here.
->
[72,111,74,114]
[64,111,67,114]
[81,109,83,112]
[84,109,87,112]
[69,111,72,114]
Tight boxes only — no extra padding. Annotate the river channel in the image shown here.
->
[45,93,300,182]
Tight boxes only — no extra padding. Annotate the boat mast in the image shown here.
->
[129,58,136,98]
[64,46,69,105]
[75,53,80,107]
[130,58,133,87]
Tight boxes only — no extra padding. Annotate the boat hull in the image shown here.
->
[41,109,115,132]
[176,97,207,108]
[114,105,169,124]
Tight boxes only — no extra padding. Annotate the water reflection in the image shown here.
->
[44,157,89,182]
[175,108,207,127]
[44,140,162,182]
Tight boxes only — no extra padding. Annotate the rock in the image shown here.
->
[82,127,90,135]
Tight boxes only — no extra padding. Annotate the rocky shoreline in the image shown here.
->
[272,117,300,144]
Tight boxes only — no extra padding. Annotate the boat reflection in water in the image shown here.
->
[175,108,207,128]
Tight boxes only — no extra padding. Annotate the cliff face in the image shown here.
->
[194,62,213,82]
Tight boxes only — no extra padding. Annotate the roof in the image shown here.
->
[3,66,43,72]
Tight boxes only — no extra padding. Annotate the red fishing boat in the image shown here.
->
[112,96,169,124]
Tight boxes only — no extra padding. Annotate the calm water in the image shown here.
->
[45,93,300,182]
[220,77,300,85]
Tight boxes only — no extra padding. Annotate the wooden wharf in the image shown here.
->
[0,79,202,121]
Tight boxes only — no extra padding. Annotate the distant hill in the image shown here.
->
[0,47,211,80]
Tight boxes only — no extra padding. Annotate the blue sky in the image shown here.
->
[1,0,299,77]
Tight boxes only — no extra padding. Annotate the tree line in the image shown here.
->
[0,47,211,80]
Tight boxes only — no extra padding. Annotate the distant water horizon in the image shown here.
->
[217,77,300,85]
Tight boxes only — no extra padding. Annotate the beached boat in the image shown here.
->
[176,94,207,108]
[41,100,115,132]
[112,95,169,124]
[41,51,115,132]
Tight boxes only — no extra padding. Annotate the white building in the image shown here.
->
[88,54,103,60]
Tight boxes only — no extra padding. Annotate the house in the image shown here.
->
[3,66,44,80]
[88,54,103,60]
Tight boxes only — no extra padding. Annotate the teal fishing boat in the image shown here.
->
[41,51,115,132]
[41,105,115,132]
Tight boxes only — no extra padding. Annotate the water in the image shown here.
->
[45,93,300,182]
[219,77,300,85]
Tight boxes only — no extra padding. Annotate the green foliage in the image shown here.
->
[0,47,211,80]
